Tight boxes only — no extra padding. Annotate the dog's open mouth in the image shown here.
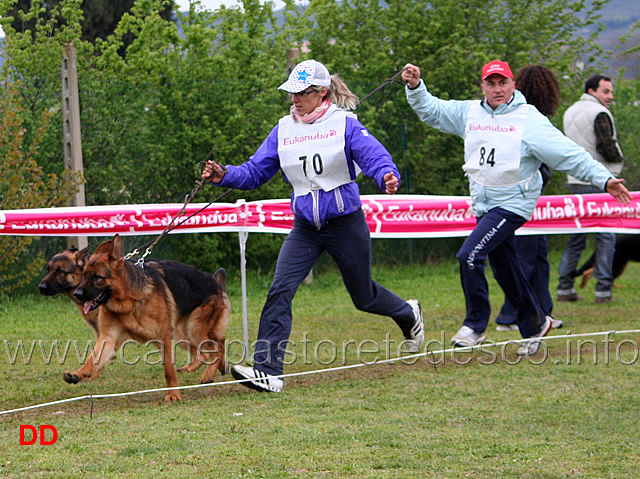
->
[83,290,109,314]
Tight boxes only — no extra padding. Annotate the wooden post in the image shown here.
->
[61,43,88,250]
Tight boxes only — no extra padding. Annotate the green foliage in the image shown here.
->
[611,74,640,190]
[0,85,74,292]
[6,0,174,46]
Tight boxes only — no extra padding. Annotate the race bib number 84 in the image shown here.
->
[463,102,530,187]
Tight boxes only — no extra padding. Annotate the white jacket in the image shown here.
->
[564,93,623,184]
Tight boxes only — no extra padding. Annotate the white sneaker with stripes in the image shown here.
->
[404,299,425,353]
[548,315,564,329]
[517,315,553,356]
[231,365,284,393]
[451,325,487,348]
[496,324,519,332]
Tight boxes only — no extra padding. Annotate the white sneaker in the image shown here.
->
[517,316,553,356]
[548,315,563,329]
[451,325,487,348]
[404,299,425,353]
[231,365,283,393]
[496,324,519,332]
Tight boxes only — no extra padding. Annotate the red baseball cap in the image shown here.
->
[482,60,513,80]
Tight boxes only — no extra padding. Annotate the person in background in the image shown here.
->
[402,60,631,356]
[495,65,563,331]
[202,59,424,393]
[557,74,625,304]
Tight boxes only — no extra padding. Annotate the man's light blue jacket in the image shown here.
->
[406,80,613,219]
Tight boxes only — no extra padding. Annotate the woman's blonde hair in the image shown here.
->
[325,74,359,110]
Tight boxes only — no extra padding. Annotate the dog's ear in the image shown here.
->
[109,234,125,261]
[94,239,112,255]
[75,245,92,269]
[214,268,227,292]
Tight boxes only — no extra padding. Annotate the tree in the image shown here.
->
[0,85,75,292]
[610,74,640,191]
[7,0,174,47]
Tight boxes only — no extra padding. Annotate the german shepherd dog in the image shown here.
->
[65,234,231,401]
[574,235,640,288]
[38,246,99,340]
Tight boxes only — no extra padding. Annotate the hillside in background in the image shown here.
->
[588,0,639,77]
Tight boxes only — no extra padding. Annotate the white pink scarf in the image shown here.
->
[290,98,331,123]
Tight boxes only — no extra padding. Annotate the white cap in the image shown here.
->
[278,60,331,93]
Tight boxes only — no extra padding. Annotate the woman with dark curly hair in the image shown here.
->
[514,65,561,116]
[495,65,563,331]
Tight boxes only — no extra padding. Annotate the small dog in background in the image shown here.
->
[574,234,640,288]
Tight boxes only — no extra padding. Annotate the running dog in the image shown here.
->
[575,234,640,288]
[65,234,231,401]
[38,246,99,340]
[39,247,231,376]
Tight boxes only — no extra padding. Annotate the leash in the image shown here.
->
[358,66,408,105]
[125,149,231,267]
[358,56,447,105]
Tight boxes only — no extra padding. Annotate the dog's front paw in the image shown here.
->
[164,391,181,402]
[63,372,81,384]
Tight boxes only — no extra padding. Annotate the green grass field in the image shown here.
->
[1,253,639,478]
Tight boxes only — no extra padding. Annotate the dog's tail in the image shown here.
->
[572,252,596,278]
[214,268,227,293]
[570,252,596,289]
